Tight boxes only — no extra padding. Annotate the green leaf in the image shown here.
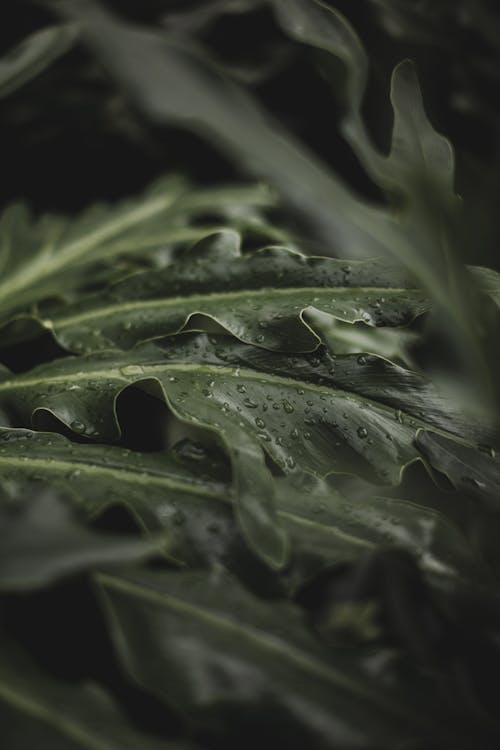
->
[33,232,430,354]
[0,333,494,480]
[0,429,485,591]
[0,179,280,323]
[95,566,474,748]
[56,0,404,260]
[416,430,500,509]
[0,25,79,99]
[0,488,159,591]
[0,639,194,750]
[306,309,419,365]
[0,333,495,566]
[272,0,500,411]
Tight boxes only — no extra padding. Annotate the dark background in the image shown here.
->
[1,0,499,269]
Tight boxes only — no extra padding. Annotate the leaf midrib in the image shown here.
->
[0,361,435,438]
[47,286,426,330]
[98,572,428,727]
[0,454,226,501]
[0,453,379,549]
[0,681,109,750]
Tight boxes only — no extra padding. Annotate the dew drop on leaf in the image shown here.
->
[120,365,144,377]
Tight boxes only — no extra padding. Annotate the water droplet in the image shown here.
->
[283,400,294,414]
[256,334,265,343]
[357,426,368,439]
[357,355,368,365]
[255,417,266,429]
[244,398,258,409]
[479,444,496,458]
[70,420,86,434]
[120,364,145,377]
[237,384,246,393]
[286,456,296,469]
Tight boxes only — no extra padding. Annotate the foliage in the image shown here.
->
[1,1,500,748]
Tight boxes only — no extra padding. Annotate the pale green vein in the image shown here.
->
[278,510,374,549]
[0,455,226,501]
[47,286,425,330]
[0,454,378,549]
[0,361,431,436]
[0,682,109,750]
[97,572,429,726]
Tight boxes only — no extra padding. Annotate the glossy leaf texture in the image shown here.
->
[0,333,495,473]
[0,428,487,594]
[0,333,497,566]
[34,231,431,354]
[0,178,281,323]
[0,639,194,750]
[95,565,483,749]
[0,24,79,99]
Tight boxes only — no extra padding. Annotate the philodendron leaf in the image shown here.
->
[0,640,194,750]
[0,489,160,591]
[95,566,477,749]
[0,333,495,482]
[0,429,486,592]
[34,232,430,354]
[0,25,79,99]
[0,333,496,565]
[0,178,280,323]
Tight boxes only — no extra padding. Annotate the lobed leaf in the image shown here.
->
[95,565,478,749]
[0,333,496,565]
[0,428,486,592]
[34,231,430,354]
[0,179,280,322]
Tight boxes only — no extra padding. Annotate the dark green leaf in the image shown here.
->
[0,428,486,591]
[95,566,476,748]
[0,639,193,750]
[416,429,500,509]
[0,179,280,322]
[35,232,430,354]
